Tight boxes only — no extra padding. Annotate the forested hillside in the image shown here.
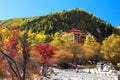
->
[0,8,120,79]
[0,17,39,27]
[0,8,120,42]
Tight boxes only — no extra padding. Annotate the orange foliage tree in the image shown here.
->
[54,49,73,67]
[64,41,85,64]
[0,29,30,80]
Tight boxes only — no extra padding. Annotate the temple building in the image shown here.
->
[69,29,86,43]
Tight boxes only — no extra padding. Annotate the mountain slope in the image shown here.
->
[0,8,120,42]
[0,17,39,27]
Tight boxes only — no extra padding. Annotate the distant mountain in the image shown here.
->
[118,26,120,28]
[0,8,120,42]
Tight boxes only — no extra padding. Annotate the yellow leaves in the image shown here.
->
[83,38,101,61]
[28,32,36,39]
[51,38,62,48]
[101,34,120,63]
[4,38,9,43]
[83,34,101,59]
[0,28,10,43]
[1,27,9,33]
[61,32,73,42]
[54,32,60,38]
[35,33,46,41]
[54,49,73,63]
[27,30,47,44]
[51,32,74,49]
[84,46,94,58]
[84,34,96,46]
[102,34,120,53]
[19,30,26,38]
[51,32,63,48]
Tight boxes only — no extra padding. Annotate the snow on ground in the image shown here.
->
[50,68,119,80]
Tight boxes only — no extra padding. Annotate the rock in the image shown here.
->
[118,74,120,80]
[108,70,117,76]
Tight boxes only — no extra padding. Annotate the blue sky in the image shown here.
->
[0,0,119,26]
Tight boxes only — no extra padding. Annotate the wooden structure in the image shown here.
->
[69,29,86,43]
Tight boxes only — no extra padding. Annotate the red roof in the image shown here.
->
[69,29,81,33]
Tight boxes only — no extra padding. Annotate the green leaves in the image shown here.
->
[0,8,117,43]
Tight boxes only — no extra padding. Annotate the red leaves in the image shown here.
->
[6,31,18,57]
[34,42,55,64]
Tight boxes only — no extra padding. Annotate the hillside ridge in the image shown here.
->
[0,8,120,42]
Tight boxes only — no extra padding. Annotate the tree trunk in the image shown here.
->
[0,50,22,80]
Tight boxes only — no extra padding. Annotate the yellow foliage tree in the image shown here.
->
[35,32,46,42]
[64,41,86,64]
[0,27,10,43]
[84,34,102,64]
[51,32,63,49]
[101,34,120,64]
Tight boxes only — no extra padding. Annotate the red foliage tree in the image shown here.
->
[34,43,55,77]
[6,32,18,57]
[34,42,55,65]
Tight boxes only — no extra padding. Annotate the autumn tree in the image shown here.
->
[60,32,73,43]
[64,41,85,64]
[0,27,10,43]
[34,42,55,76]
[51,32,63,49]
[27,29,37,45]
[35,32,46,43]
[51,32,73,50]
[0,29,30,80]
[54,49,73,68]
[0,56,8,78]
[84,34,102,64]
[101,34,120,64]
[84,34,95,46]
